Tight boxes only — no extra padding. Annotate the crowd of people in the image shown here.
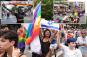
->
[0,24,87,57]
[39,27,87,57]
[0,0,87,57]
[53,2,85,23]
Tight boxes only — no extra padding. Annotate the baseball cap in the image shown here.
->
[67,38,77,43]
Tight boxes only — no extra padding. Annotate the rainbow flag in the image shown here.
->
[25,2,41,45]
[17,27,26,48]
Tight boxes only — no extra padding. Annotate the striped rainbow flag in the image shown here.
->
[25,2,41,45]
[17,27,26,48]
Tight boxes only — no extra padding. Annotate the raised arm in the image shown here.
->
[56,31,67,49]
[2,4,16,15]
[39,28,44,40]
[49,30,58,43]
[2,4,13,13]
[56,31,61,48]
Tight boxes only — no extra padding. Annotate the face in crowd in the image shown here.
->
[44,29,51,38]
[67,38,77,49]
[81,32,86,38]
[0,30,18,52]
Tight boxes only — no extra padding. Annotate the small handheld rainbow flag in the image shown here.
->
[17,27,26,48]
[25,2,41,45]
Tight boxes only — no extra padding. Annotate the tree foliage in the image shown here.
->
[41,0,53,20]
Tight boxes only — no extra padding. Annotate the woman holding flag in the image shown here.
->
[40,29,57,57]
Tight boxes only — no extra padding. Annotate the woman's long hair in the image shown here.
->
[43,29,51,38]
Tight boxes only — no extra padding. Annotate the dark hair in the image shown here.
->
[0,30,18,48]
[65,38,77,46]
[43,29,51,38]
[3,52,7,57]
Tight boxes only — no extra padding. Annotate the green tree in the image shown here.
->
[41,0,53,20]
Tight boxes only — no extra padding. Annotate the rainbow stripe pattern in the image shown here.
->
[25,2,41,45]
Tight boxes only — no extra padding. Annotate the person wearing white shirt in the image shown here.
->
[57,32,82,57]
[77,31,87,57]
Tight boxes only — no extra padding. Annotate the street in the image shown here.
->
[1,14,33,24]
[24,48,63,57]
